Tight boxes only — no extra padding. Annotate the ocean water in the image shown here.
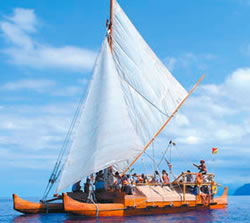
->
[1,196,250,223]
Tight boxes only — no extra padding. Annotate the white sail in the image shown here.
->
[112,0,187,144]
[56,39,143,192]
[56,1,188,192]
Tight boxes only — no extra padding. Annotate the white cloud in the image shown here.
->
[164,53,216,72]
[164,57,176,72]
[0,78,86,96]
[0,8,96,71]
[0,103,77,153]
[1,79,56,92]
[0,148,56,170]
[166,67,250,148]
[8,8,37,32]
[52,86,83,97]
[224,68,250,101]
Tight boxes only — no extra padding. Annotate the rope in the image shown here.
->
[144,152,162,178]
[40,200,49,214]
[42,82,86,200]
[158,141,171,167]
[42,31,114,200]
[91,197,99,218]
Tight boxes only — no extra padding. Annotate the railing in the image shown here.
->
[172,172,216,202]
[122,172,218,204]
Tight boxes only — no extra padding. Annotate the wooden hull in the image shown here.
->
[63,186,228,217]
[13,194,64,214]
[210,186,228,209]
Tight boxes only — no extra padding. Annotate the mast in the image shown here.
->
[121,74,205,177]
[109,0,113,53]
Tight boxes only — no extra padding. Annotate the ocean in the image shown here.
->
[0,196,249,223]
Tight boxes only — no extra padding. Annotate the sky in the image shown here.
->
[1,0,250,197]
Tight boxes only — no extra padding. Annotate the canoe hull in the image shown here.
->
[13,186,228,216]
[210,186,228,209]
[63,186,228,217]
[13,194,64,214]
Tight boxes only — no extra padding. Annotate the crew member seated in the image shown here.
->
[113,171,122,192]
[72,181,82,192]
[122,175,133,195]
[153,170,161,184]
[186,170,194,183]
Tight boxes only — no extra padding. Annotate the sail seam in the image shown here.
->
[116,71,170,118]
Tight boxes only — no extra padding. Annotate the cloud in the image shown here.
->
[0,78,87,97]
[1,79,56,92]
[0,8,96,71]
[51,86,83,97]
[8,8,37,32]
[0,147,57,170]
[164,57,176,72]
[164,53,216,73]
[200,68,250,110]
[165,67,250,148]
[224,68,250,102]
[0,103,77,152]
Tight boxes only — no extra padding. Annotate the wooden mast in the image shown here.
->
[121,74,205,177]
[109,0,113,53]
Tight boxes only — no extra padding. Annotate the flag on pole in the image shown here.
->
[212,147,218,154]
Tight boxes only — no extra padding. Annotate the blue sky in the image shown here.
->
[1,0,250,197]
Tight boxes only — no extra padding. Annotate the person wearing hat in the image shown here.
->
[193,160,207,174]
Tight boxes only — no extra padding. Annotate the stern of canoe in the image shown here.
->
[13,194,64,214]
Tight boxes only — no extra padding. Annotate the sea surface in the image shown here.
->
[0,196,249,223]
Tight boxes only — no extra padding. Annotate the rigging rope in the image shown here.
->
[41,89,86,200]
[41,31,109,200]
[158,140,171,167]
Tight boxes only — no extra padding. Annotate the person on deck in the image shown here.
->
[153,170,161,184]
[113,171,122,192]
[95,170,104,182]
[72,181,82,192]
[141,173,147,184]
[132,173,138,185]
[186,170,193,183]
[84,178,90,194]
[186,170,194,190]
[104,167,114,191]
[95,170,104,192]
[162,170,170,185]
[86,175,97,203]
[193,160,207,175]
[122,175,132,195]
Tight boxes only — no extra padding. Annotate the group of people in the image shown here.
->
[72,160,208,198]
[72,168,171,196]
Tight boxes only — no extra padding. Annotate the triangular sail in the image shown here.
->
[56,39,143,192]
[56,1,188,192]
[112,0,187,144]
